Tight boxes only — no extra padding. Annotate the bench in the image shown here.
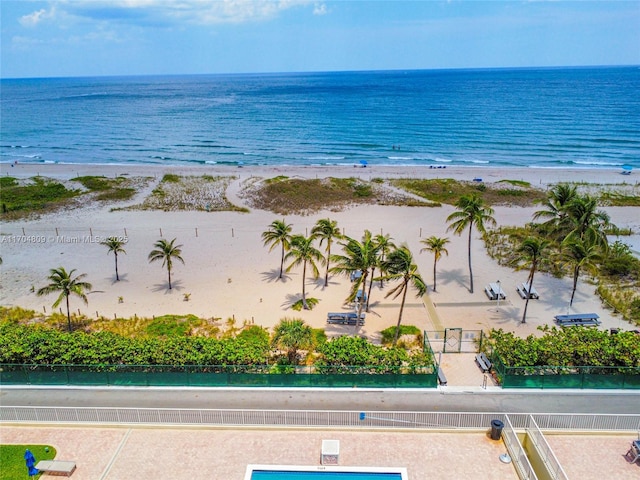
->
[327,312,365,326]
[517,282,539,299]
[437,366,448,386]
[485,283,506,300]
[554,313,601,327]
[35,460,76,477]
[475,353,492,373]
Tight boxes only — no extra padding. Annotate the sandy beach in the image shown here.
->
[1,163,638,342]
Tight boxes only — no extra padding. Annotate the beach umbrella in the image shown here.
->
[622,165,633,170]
[359,160,368,168]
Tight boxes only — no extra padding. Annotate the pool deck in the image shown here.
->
[2,425,639,479]
[2,426,518,479]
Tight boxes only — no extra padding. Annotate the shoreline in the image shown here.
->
[3,163,637,187]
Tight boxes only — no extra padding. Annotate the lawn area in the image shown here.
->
[0,444,56,480]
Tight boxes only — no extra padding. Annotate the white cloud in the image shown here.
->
[19,7,57,27]
[52,0,315,25]
[313,3,328,16]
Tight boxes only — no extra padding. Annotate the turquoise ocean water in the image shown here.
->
[1,67,638,170]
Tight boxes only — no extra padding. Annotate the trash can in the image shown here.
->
[490,419,504,440]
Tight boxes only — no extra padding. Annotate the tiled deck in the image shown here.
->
[1,426,518,479]
[545,433,640,480]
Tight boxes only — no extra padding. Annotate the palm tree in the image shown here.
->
[446,194,496,293]
[564,194,610,248]
[381,246,427,345]
[517,237,549,323]
[100,236,127,281]
[284,234,325,310]
[262,219,293,280]
[330,230,380,321]
[373,233,395,288]
[311,218,342,287]
[560,237,602,307]
[148,238,184,290]
[37,267,92,332]
[272,318,314,365]
[420,236,449,292]
[533,183,577,228]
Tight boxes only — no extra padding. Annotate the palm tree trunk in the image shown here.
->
[570,266,579,307]
[521,268,535,324]
[324,244,331,287]
[114,253,119,281]
[279,244,285,279]
[355,272,367,332]
[432,259,437,292]
[168,265,172,290]
[302,260,308,309]
[467,223,474,293]
[366,267,374,312]
[65,294,71,332]
[393,282,409,345]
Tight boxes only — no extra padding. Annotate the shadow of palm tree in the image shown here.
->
[261,269,292,283]
[281,293,320,311]
[311,277,340,290]
[108,273,129,285]
[151,279,184,293]
[438,268,469,290]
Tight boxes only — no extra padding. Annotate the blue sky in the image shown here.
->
[1,1,639,78]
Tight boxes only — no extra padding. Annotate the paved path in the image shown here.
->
[2,386,639,414]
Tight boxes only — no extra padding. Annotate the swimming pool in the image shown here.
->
[245,465,407,480]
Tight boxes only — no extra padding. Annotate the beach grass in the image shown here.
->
[0,444,57,480]
[71,175,140,202]
[0,176,78,218]
[0,175,149,219]
[243,176,433,214]
[391,178,547,206]
[128,174,248,212]
[87,313,222,338]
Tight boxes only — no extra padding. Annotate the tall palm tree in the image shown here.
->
[420,236,449,292]
[517,237,549,323]
[284,234,325,310]
[330,230,380,324]
[381,246,427,345]
[100,236,127,281]
[272,318,314,365]
[262,219,293,280]
[373,233,395,289]
[446,194,496,293]
[564,194,610,248]
[37,267,92,332]
[533,183,578,228]
[560,237,602,307]
[311,218,342,287]
[148,238,184,290]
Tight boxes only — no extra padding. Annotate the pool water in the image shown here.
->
[251,472,402,479]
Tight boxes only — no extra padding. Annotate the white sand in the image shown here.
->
[1,163,638,338]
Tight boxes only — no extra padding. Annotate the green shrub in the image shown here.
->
[380,324,421,344]
[161,174,181,183]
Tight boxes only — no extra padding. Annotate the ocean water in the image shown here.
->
[1,67,639,170]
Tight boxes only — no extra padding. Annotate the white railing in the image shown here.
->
[502,415,538,480]
[526,416,569,480]
[1,407,639,432]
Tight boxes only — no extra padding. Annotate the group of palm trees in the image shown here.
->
[531,184,611,310]
[37,237,185,332]
[262,217,451,344]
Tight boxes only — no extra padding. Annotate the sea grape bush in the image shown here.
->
[487,327,640,368]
